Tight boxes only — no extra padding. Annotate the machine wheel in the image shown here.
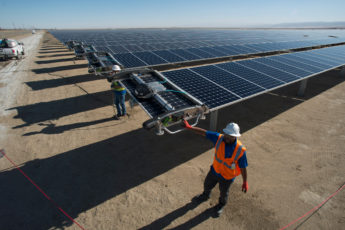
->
[16,52,20,60]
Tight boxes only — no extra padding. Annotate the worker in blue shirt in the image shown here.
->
[183,120,248,217]
[110,65,127,119]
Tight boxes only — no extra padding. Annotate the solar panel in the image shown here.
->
[272,55,325,73]
[132,51,168,65]
[235,60,300,83]
[292,52,343,66]
[216,62,285,89]
[112,53,147,68]
[184,48,217,59]
[190,65,265,98]
[158,45,345,112]
[163,69,240,109]
[281,54,333,69]
[168,49,202,60]
[253,57,311,77]
[51,29,345,69]
[152,50,186,62]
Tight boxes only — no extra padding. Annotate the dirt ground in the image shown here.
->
[0,32,344,230]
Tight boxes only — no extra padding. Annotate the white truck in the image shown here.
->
[0,38,25,60]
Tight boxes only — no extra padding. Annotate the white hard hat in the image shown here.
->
[223,122,241,137]
[112,65,121,71]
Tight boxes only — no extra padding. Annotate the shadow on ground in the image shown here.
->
[35,58,76,65]
[40,48,68,51]
[37,53,75,58]
[25,74,103,90]
[0,127,213,230]
[139,200,215,230]
[8,90,112,129]
[1,67,344,229]
[23,117,116,136]
[39,50,72,54]
[31,64,88,74]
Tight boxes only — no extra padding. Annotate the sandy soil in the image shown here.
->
[0,32,344,230]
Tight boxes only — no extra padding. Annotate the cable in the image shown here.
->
[48,72,109,106]
[279,182,345,230]
[0,149,86,230]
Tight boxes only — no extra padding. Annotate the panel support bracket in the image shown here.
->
[297,79,308,97]
[340,66,345,77]
[210,110,218,131]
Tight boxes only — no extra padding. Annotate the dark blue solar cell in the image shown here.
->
[253,57,311,78]
[223,45,256,54]
[184,48,217,59]
[237,60,300,83]
[273,56,324,73]
[191,65,264,98]
[168,49,203,60]
[94,46,112,53]
[112,53,147,68]
[313,46,345,60]
[138,43,157,51]
[199,47,228,57]
[282,53,333,69]
[216,62,284,89]
[293,52,343,67]
[212,46,240,56]
[150,43,170,50]
[108,45,129,54]
[123,44,145,52]
[152,50,186,62]
[163,69,240,109]
[244,43,275,52]
[309,50,345,63]
[276,41,296,50]
[132,51,168,65]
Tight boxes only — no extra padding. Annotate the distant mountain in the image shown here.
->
[270,21,345,28]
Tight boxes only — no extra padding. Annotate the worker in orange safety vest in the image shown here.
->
[183,120,248,217]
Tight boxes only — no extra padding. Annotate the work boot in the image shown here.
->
[192,192,210,202]
[213,203,225,217]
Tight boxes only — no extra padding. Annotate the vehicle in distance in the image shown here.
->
[0,38,25,60]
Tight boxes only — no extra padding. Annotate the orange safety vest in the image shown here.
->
[212,134,246,180]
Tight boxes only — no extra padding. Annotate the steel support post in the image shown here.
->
[297,79,308,97]
[341,66,345,77]
[210,110,218,131]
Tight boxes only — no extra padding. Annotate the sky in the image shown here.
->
[1,0,345,29]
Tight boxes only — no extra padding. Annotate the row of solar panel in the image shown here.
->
[96,39,337,53]
[51,30,345,69]
[151,45,345,113]
[51,29,345,46]
[102,39,343,68]
[85,37,337,48]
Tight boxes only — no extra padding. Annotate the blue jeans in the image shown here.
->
[114,93,126,116]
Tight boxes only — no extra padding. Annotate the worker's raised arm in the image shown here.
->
[183,120,207,136]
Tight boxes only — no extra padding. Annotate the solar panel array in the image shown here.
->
[144,45,345,114]
[51,29,345,68]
